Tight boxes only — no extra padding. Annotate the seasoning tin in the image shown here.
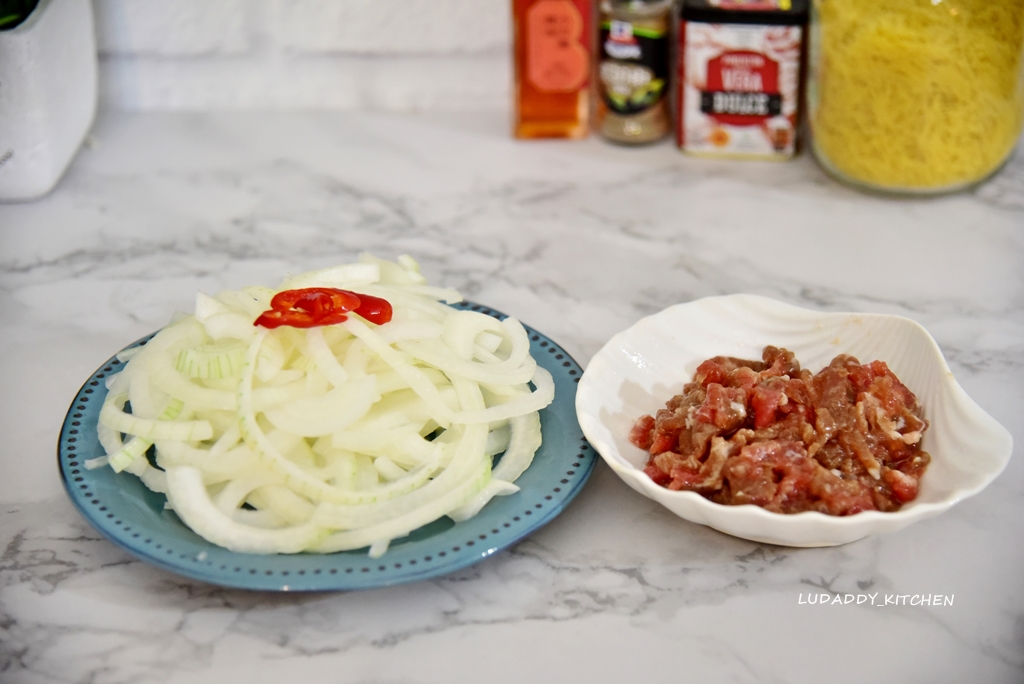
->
[594,0,673,144]
[677,0,808,159]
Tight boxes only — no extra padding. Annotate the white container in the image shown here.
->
[0,0,97,202]
[576,295,1013,547]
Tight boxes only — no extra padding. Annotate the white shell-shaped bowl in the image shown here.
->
[576,295,1013,547]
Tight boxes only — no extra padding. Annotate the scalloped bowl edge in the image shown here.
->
[576,294,1013,547]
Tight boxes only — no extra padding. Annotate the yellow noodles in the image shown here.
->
[810,0,1024,191]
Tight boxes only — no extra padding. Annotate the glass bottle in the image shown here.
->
[594,0,673,144]
[808,0,1024,194]
[513,0,593,139]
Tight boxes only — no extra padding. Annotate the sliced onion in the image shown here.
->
[96,255,554,557]
[166,467,327,554]
[100,396,212,443]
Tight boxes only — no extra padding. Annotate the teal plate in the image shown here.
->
[57,302,595,591]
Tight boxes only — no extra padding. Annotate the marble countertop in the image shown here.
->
[2,111,1022,684]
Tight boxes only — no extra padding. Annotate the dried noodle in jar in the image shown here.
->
[808,0,1024,193]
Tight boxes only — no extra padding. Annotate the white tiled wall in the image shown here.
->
[93,0,512,110]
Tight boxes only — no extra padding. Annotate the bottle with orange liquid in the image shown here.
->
[512,0,593,139]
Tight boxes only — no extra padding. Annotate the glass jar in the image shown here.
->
[593,0,673,144]
[807,0,1024,194]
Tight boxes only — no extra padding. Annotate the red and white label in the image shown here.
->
[678,22,802,157]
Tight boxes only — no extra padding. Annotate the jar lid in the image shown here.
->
[681,0,809,25]
[603,0,674,16]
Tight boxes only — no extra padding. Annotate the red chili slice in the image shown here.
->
[253,287,391,329]
[353,293,393,325]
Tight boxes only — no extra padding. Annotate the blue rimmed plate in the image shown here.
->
[58,302,595,591]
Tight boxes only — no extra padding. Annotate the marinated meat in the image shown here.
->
[631,346,930,515]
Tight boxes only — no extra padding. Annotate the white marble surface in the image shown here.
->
[1,111,1022,683]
